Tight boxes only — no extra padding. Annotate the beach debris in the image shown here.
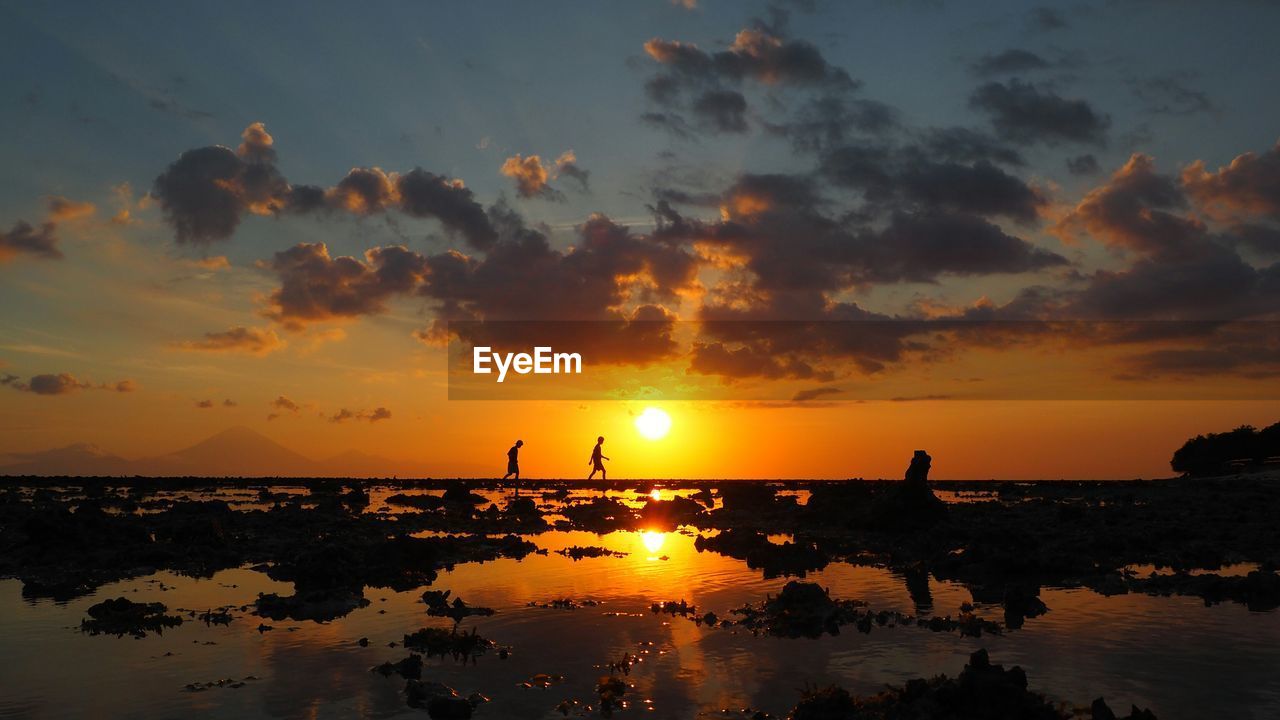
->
[422,589,495,621]
[80,597,183,638]
[556,546,628,560]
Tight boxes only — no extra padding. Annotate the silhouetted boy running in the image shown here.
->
[587,436,609,480]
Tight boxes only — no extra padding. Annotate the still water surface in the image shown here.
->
[1,496,1277,719]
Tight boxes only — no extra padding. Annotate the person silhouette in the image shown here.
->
[587,436,609,480]
[503,440,523,488]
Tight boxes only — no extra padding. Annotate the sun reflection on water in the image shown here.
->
[641,530,667,555]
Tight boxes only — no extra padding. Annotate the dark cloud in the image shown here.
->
[421,210,699,325]
[1129,73,1215,116]
[0,221,61,263]
[856,212,1067,283]
[916,127,1025,167]
[330,407,391,423]
[766,95,900,151]
[1028,6,1067,31]
[644,29,855,91]
[791,386,842,402]
[272,396,300,412]
[692,90,749,133]
[1066,154,1100,175]
[970,79,1110,146]
[554,151,592,192]
[264,243,429,329]
[4,373,135,395]
[173,326,285,355]
[1183,140,1280,221]
[820,148,1046,222]
[689,341,835,382]
[1055,153,1280,321]
[970,49,1051,76]
[153,124,498,249]
[641,24,857,138]
[151,123,288,244]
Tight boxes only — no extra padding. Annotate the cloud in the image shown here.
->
[554,151,591,192]
[152,124,498,249]
[1028,6,1067,31]
[820,150,1047,222]
[1054,153,1280,321]
[272,395,300,412]
[692,89,749,133]
[970,79,1110,146]
[0,221,61,263]
[3,372,136,395]
[765,96,900,151]
[642,23,856,136]
[1,195,100,264]
[45,196,96,222]
[1066,154,1100,175]
[1183,140,1280,221]
[173,326,286,355]
[263,243,429,329]
[970,49,1051,76]
[1129,73,1215,116]
[330,407,391,423]
[500,154,564,200]
[195,399,214,408]
[151,123,289,244]
[791,386,842,402]
[267,395,300,420]
[689,341,835,382]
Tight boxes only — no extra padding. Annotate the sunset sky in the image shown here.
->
[2,0,1279,479]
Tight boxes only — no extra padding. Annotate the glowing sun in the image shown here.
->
[634,407,672,440]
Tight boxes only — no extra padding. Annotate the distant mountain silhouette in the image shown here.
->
[0,442,135,476]
[136,425,316,476]
[0,426,457,478]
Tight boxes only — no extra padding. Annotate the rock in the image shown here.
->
[373,653,423,680]
[80,597,183,638]
[422,589,495,621]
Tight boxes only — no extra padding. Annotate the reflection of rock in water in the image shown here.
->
[786,649,1159,720]
[902,563,934,615]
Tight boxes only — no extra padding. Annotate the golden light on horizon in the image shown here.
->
[635,407,672,440]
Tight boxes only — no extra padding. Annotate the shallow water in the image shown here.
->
[1,494,1279,719]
